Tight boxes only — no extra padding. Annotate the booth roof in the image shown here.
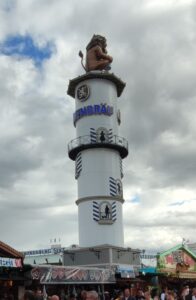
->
[0,240,24,258]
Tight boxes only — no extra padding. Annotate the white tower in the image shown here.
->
[67,71,128,248]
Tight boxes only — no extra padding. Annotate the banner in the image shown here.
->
[30,266,116,284]
[0,257,22,268]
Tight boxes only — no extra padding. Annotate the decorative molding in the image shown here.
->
[75,152,82,179]
[109,177,123,197]
[120,157,123,178]
[109,177,117,196]
[108,129,113,143]
[90,128,96,143]
[76,195,124,205]
[117,109,121,125]
[112,201,117,221]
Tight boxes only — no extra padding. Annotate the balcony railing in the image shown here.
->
[68,134,128,160]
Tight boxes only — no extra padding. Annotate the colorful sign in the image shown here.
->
[157,245,196,276]
[73,103,113,126]
[0,257,22,268]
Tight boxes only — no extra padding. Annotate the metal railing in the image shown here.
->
[68,134,128,153]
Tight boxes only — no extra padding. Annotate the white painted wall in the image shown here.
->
[78,148,121,198]
[75,79,119,137]
[72,74,126,248]
[78,200,124,247]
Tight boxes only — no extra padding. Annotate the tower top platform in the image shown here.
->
[67,71,126,98]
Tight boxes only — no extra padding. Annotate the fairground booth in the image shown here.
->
[157,244,196,288]
[0,240,28,299]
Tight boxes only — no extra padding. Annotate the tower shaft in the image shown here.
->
[67,72,127,247]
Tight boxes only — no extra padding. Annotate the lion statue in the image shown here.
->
[79,35,113,72]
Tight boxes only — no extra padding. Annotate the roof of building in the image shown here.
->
[158,244,196,260]
[63,244,141,252]
[0,240,24,258]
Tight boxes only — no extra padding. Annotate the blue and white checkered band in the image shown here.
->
[77,84,90,101]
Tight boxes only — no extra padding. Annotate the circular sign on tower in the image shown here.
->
[77,84,90,102]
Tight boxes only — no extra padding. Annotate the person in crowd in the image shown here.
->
[167,291,175,300]
[104,292,111,300]
[7,294,14,300]
[79,291,87,300]
[160,288,168,300]
[35,289,42,297]
[173,290,178,300]
[144,291,151,300]
[115,291,124,300]
[136,289,145,300]
[192,288,196,300]
[24,291,36,300]
[122,288,135,300]
[186,288,196,300]
[34,288,43,300]
[181,286,190,300]
[86,291,99,300]
[69,294,77,300]
[151,289,159,300]
[51,296,60,300]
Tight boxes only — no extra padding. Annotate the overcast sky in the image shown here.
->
[0,0,196,253]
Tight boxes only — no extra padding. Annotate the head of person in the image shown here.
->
[117,291,123,300]
[181,286,189,297]
[137,290,144,297]
[51,296,59,300]
[35,290,42,297]
[81,291,87,300]
[86,291,99,300]
[192,289,196,296]
[144,291,150,300]
[69,294,77,300]
[151,289,159,300]
[124,288,130,298]
[24,291,36,300]
[167,291,174,300]
[184,286,189,296]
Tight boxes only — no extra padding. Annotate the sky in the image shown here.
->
[0,0,196,253]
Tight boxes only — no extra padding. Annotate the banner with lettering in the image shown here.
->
[0,257,22,268]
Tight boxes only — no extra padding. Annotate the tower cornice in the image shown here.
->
[76,195,125,205]
[67,71,126,98]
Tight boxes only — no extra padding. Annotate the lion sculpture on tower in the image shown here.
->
[79,35,113,72]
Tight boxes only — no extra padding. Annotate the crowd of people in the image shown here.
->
[112,287,196,300]
[1,285,196,300]
[0,286,193,300]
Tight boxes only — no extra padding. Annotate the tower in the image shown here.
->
[67,35,128,248]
